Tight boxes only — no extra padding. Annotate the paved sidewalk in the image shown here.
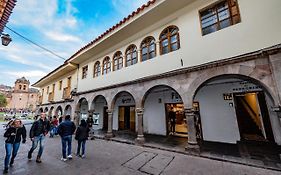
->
[0,132,281,175]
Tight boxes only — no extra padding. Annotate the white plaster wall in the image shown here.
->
[194,79,276,144]
[92,99,107,130]
[112,94,136,131]
[143,89,183,135]
[77,0,281,92]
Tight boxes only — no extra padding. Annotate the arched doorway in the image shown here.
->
[193,75,275,144]
[44,107,48,113]
[55,106,63,118]
[113,92,136,132]
[76,98,89,124]
[49,106,54,118]
[38,108,43,115]
[142,85,187,137]
[64,105,72,116]
[91,95,108,130]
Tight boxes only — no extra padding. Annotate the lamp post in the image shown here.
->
[1,33,12,46]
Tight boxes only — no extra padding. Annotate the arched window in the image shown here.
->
[141,36,156,62]
[93,61,101,77]
[113,51,123,71]
[102,57,111,75]
[19,85,22,90]
[159,26,180,55]
[125,44,138,67]
[23,85,26,90]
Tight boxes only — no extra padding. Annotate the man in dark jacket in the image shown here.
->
[28,113,50,163]
[3,119,26,174]
[57,115,76,161]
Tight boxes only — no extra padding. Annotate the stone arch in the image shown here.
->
[64,105,72,116]
[38,107,43,114]
[110,90,137,109]
[44,107,48,113]
[75,97,90,125]
[55,105,63,117]
[185,67,280,108]
[91,95,108,130]
[49,106,54,117]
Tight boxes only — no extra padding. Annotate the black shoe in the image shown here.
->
[28,152,32,160]
[3,168,8,174]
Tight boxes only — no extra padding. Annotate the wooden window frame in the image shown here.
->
[82,65,88,79]
[199,0,241,36]
[113,51,123,71]
[125,45,138,67]
[93,61,101,77]
[159,26,180,55]
[102,57,111,75]
[140,36,156,62]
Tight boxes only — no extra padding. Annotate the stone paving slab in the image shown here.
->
[140,154,174,175]
[123,151,157,170]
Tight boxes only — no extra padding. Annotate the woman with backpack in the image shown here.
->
[3,119,26,174]
[75,119,90,158]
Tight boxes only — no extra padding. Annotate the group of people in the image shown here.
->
[3,113,93,174]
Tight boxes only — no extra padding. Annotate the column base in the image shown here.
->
[185,142,200,155]
[135,135,145,145]
[105,132,114,139]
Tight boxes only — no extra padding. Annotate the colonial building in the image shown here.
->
[6,77,39,112]
[33,0,281,155]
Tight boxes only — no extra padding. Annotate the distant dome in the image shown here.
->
[15,77,30,84]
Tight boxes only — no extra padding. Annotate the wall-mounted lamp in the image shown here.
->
[1,33,12,46]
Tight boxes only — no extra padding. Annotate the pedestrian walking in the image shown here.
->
[50,116,58,137]
[75,119,90,158]
[57,115,76,161]
[3,119,26,174]
[28,113,50,163]
[168,107,176,135]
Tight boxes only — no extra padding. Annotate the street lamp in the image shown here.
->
[1,33,12,46]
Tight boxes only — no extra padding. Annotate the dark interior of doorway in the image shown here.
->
[234,91,274,142]
[165,104,187,137]
[118,106,135,132]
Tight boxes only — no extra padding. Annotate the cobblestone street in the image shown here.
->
[0,123,280,175]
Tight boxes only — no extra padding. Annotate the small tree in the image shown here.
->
[0,94,7,107]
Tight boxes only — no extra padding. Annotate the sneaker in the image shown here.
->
[67,155,73,159]
[61,157,67,162]
[81,155,85,159]
[3,168,8,174]
[36,157,42,163]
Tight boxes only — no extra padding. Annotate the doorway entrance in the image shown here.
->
[234,91,274,142]
[118,106,135,131]
[103,106,108,130]
[165,103,187,137]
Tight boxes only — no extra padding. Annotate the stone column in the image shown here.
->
[74,110,80,125]
[105,109,114,139]
[135,108,145,145]
[156,41,160,56]
[185,108,199,153]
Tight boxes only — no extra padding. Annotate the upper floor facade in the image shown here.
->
[33,0,281,105]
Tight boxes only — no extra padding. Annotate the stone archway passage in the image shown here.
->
[193,75,275,144]
[91,95,108,130]
[76,98,89,125]
[142,85,187,137]
[64,105,72,116]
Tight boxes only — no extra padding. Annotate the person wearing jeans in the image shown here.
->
[3,119,26,174]
[75,120,90,158]
[57,115,76,161]
[28,113,50,163]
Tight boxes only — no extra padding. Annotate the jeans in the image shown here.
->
[4,142,20,169]
[61,135,72,158]
[29,134,45,157]
[76,140,86,155]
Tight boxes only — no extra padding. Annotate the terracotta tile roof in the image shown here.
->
[66,0,157,63]
[0,0,17,33]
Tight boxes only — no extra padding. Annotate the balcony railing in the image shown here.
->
[48,92,54,102]
[63,87,71,99]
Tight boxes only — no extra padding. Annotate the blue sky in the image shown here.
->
[0,0,149,87]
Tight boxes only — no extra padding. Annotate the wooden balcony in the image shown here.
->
[48,92,54,102]
[63,87,71,99]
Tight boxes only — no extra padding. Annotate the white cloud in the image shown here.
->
[45,31,81,42]
[4,70,47,78]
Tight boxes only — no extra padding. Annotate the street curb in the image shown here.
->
[93,135,281,172]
